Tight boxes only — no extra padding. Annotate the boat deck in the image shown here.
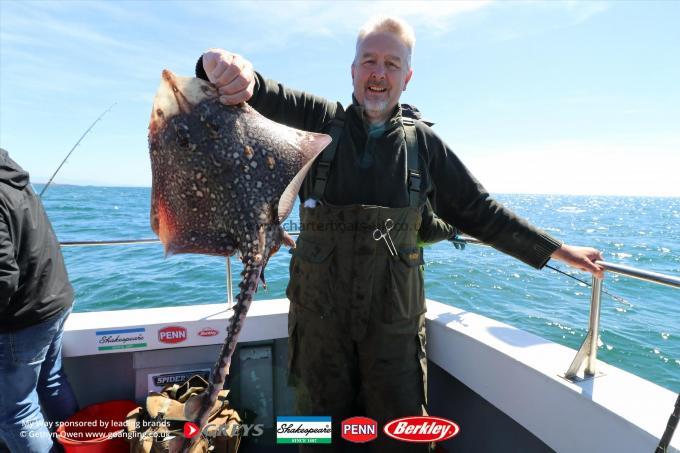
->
[59,299,678,452]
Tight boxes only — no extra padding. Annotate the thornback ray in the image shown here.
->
[148,69,330,448]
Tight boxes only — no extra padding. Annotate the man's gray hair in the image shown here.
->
[356,16,415,67]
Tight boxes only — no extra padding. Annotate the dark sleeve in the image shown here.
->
[0,213,19,310]
[422,127,562,269]
[418,198,456,244]
[195,55,340,133]
[195,56,209,81]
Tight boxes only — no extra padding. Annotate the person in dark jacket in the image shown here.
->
[196,16,603,452]
[0,149,79,452]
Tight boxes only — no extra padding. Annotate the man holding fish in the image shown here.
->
[194,16,603,451]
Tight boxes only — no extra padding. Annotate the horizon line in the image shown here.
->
[30,182,680,199]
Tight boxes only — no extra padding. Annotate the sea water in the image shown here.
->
[38,185,679,393]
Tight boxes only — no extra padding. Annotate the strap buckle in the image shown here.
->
[408,168,421,194]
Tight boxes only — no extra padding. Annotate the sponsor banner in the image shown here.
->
[96,328,146,351]
[197,327,219,337]
[147,369,210,393]
[383,416,459,443]
[158,325,187,344]
[276,416,332,444]
[203,422,265,438]
[341,417,377,443]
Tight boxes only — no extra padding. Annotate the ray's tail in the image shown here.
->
[183,254,262,450]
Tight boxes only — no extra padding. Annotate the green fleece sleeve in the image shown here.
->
[421,127,562,269]
[247,72,341,133]
[195,56,340,132]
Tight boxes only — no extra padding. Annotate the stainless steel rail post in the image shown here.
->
[564,276,603,380]
[226,257,234,308]
[563,260,679,380]
[586,276,603,375]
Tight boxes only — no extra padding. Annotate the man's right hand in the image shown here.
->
[202,49,255,105]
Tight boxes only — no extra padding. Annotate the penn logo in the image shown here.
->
[383,416,459,443]
[341,417,378,443]
[158,326,187,344]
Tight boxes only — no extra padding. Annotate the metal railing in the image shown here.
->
[451,236,680,380]
[564,260,679,381]
[59,233,679,380]
[60,239,160,247]
[60,239,236,306]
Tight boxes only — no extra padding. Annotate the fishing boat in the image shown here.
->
[57,236,680,453]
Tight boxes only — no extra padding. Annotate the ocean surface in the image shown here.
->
[38,185,679,393]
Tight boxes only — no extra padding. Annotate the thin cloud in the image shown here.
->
[0,1,190,102]
[78,0,154,22]
[564,0,610,25]
[490,1,610,43]
[177,0,493,52]
[1,2,140,51]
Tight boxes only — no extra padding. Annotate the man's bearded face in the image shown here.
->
[352,32,413,124]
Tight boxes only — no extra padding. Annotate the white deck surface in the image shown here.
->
[425,300,679,453]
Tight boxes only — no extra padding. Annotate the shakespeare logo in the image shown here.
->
[276,416,332,444]
[96,328,146,351]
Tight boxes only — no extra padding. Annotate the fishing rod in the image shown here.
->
[656,393,679,453]
[39,102,116,197]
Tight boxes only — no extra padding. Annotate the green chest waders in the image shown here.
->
[285,119,430,452]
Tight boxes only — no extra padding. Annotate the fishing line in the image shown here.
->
[39,102,116,197]
[545,263,633,306]
[456,234,634,306]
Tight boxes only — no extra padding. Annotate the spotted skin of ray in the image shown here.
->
[148,70,330,450]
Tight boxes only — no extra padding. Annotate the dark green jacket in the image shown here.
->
[0,149,73,332]
[195,62,561,268]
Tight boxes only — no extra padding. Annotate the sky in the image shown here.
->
[0,0,678,196]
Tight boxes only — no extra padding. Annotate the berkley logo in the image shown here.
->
[158,326,187,344]
[383,416,459,443]
[198,327,219,337]
[341,417,377,443]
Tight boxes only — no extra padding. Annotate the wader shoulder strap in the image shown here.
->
[402,117,421,208]
[311,112,421,207]
[311,112,345,201]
